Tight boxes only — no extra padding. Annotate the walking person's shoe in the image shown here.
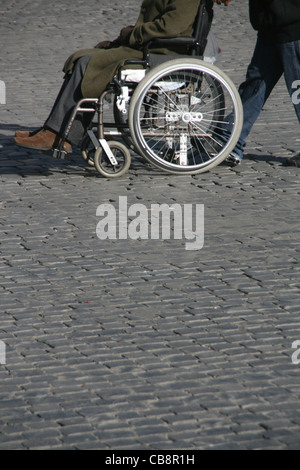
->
[286,154,300,167]
[14,128,72,153]
[226,152,242,167]
[213,136,243,167]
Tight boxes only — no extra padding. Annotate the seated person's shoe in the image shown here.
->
[286,154,300,167]
[14,128,72,153]
[15,127,42,138]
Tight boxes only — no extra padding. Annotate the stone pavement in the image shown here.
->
[1,0,300,451]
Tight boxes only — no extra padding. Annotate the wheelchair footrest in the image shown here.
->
[53,148,68,160]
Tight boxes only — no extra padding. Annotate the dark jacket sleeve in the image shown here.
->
[129,0,200,48]
[249,0,300,31]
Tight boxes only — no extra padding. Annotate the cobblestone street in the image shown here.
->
[1,0,300,450]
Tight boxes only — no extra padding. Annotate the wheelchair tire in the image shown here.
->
[128,58,243,175]
[94,140,131,178]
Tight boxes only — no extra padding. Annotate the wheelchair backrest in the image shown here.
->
[191,0,214,56]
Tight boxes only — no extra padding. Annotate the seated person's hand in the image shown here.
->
[94,40,113,49]
[119,25,135,44]
[213,0,232,5]
[95,24,135,49]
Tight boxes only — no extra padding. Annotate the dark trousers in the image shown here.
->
[233,37,300,159]
[44,55,94,145]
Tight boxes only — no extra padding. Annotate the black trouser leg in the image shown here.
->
[44,55,94,145]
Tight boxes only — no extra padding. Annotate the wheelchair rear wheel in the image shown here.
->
[129,58,243,175]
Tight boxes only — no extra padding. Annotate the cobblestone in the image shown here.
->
[1,0,300,451]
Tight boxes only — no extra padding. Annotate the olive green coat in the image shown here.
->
[63,0,201,98]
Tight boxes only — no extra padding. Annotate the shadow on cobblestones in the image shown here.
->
[1,0,300,451]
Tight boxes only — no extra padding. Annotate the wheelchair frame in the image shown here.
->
[53,1,243,177]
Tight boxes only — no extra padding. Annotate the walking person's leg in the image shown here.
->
[221,37,284,165]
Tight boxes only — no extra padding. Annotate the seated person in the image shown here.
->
[14,0,230,154]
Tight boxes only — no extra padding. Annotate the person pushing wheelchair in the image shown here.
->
[217,0,300,167]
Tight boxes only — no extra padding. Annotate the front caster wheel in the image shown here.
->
[81,134,96,167]
[94,140,131,178]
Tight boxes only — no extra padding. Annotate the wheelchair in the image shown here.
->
[53,2,243,177]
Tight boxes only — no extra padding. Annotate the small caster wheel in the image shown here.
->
[81,134,96,167]
[94,140,131,178]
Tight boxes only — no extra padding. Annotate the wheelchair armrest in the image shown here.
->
[149,37,198,47]
[115,36,202,80]
[143,37,200,60]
